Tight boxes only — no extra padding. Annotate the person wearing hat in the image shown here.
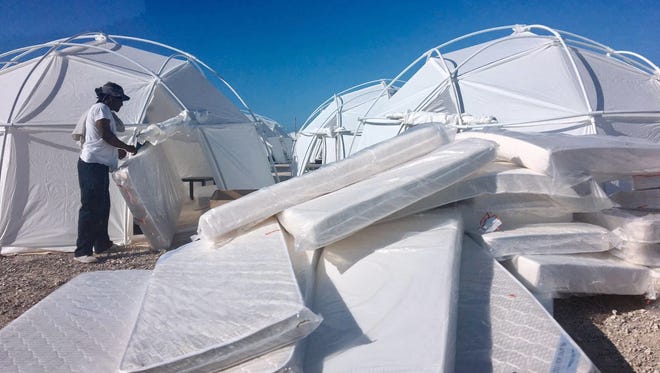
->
[74,82,137,263]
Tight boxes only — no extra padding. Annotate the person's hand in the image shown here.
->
[126,145,138,155]
[118,148,127,159]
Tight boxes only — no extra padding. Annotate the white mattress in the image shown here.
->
[113,143,183,250]
[389,161,612,221]
[456,237,597,373]
[279,138,496,251]
[0,270,151,373]
[119,219,321,373]
[458,194,574,232]
[197,123,453,246]
[457,130,660,180]
[481,222,612,259]
[610,188,660,211]
[304,210,463,372]
[575,208,660,243]
[610,241,660,267]
[505,252,653,297]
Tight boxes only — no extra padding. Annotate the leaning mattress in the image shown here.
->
[0,270,151,373]
[279,138,497,251]
[456,237,598,373]
[113,143,183,250]
[197,123,453,246]
[118,218,321,373]
[304,209,463,372]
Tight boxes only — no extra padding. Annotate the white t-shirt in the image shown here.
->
[80,103,118,169]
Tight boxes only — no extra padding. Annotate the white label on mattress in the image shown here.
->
[550,334,580,373]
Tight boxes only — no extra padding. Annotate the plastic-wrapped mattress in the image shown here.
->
[504,252,653,297]
[481,222,612,259]
[0,270,151,373]
[279,138,496,251]
[610,188,660,211]
[456,237,597,373]
[389,161,612,221]
[304,209,463,372]
[113,143,183,250]
[457,130,660,180]
[575,208,660,243]
[118,218,321,373]
[197,124,453,246]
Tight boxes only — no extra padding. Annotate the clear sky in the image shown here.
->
[1,0,658,132]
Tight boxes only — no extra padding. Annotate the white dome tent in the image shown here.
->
[245,111,294,165]
[293,79,399,176]
[0,32,274,254]
[352,24,660,150]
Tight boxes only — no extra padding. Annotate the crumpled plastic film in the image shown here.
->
[481,222,612,259]
[610,239,660,267]
[610,188,660,210]
[457,129,660,181]
[278,138,497,251]
[136,110,197,146]
[575,208,660,243]
[197,123,454,246]
[388,162,613,221]
[112,143,183,250]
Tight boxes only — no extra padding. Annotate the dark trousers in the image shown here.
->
[75,159,111,257]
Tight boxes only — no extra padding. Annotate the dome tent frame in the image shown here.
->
[0,32,274,254]
[353,24,660,149]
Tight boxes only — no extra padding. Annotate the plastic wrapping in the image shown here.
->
[481,222,612,259]
[119,219,322,373]
[610,188,660,210]
[389,161,612,221]
[632,174,660,190]
[112,143,183,250]
[457,129,660,181]
[458,194,574,232]
[304,210,463,372]
[279,138,497,251]
[505,252,653,297]
[0,270,151,373]
[456,236,597,373]
[575,208,660,243]
[136,110,195,146]
[610,240,660,267]
[197,123,454,246]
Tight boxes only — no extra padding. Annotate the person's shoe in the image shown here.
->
[94,243,122,255]
[73,255,99,263]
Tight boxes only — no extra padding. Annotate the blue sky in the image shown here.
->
[1,0,658,132]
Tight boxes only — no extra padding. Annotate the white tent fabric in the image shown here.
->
[0,33,272,253]
[293,80,397,175]
[352,24,660,150]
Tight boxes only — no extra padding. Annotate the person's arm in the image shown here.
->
[96,118,137,154]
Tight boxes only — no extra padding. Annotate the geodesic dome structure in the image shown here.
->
[354,24,660,147]
[0,32,273,253]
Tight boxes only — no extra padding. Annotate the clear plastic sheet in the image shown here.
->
[575,208,660,243]
[197,123,454,246]
[457,129,660,181]
[0,270,151,373]
[278,138,497,251]
[458,194,575,233]
[504,252,653,297]
[304,210,462,372]
[456,236,597,373]
[119,219,321,373]
[481,222,612,259]
[136,110,195,146]
[112,143,183,250]
[610,188,660,211]
[610,239,660,267]
[388,161,612,221]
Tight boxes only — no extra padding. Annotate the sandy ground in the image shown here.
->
[1,245,658,372]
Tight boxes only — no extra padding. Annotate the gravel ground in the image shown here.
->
[1,248,658,372]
